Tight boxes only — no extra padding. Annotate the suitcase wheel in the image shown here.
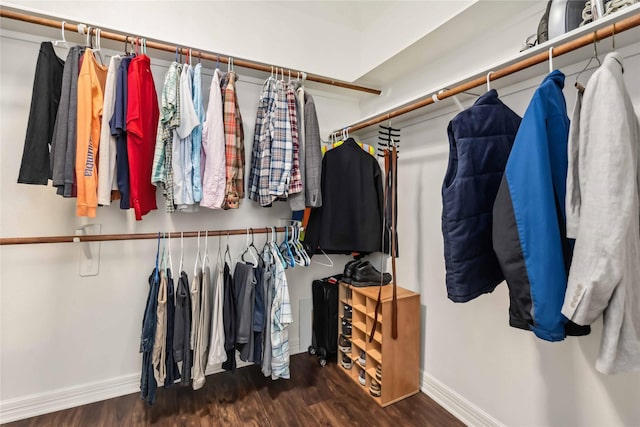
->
[319,358,327,367]
[308,346,317,356]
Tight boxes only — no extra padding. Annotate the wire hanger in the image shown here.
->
[217,233,223,267]
[154,232,161,282]
[124,36,130,56]
[224,232,232,265]
[168,231,174,273]
[486,71,493,91]
[179,231,184,273]
[52,20,69,50]
[575,33,601,92]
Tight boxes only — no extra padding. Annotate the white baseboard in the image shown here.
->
[1,340,301,424]
[420,372,505,427]
[0,373,140,424]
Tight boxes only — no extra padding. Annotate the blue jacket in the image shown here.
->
[492,71,589,341]
[442,89,521,302]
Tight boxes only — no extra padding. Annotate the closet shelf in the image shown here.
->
[0,8,382,95]
[332,10,640,135]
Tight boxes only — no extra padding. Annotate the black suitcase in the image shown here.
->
[308,275,341,366]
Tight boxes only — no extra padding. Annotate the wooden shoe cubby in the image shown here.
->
[337,281,420,407]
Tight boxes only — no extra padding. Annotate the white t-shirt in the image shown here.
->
[97,55,121,205]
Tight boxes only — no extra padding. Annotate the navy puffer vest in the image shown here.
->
[441,90,521,302]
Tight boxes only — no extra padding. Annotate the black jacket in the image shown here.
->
[305,139,384,254]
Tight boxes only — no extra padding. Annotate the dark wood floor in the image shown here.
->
[5,354,463,427]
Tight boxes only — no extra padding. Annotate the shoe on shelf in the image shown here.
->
[344,304,352,320]
[369,378,382,397]
[341,354,352,370]
[342,319,352,337]
[358,350,366,367]
[358,368,366,386]
[351,261,392,287]
[375,364,382,381]
[339,335,352,353]
[342,259,363,284]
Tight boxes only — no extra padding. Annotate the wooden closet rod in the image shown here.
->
[334,12,640,135]
[0,8,382,95]
[0,227,288,246]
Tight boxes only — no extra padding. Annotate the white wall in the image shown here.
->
[1,0,363,82]
[0,26,357,422]
[360,43,640,427]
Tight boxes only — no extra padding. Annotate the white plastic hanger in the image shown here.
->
[270,226,287,268]
[202,230,209,269]
[241,228,259,265]
[194,231,201,275]
[92,28,105,66]
[486,71,494,91]
[548,47,554,73]
[313,248,334,267]
[52,21,69,50]
[84,26,91,47]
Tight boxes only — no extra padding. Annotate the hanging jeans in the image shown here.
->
[164,268,181,386]
[222,262,237,371]
[140,268,160,404]
[235,262,256,362]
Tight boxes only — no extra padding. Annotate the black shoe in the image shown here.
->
[342,319,352,337]
[339,335,352,353]
[351,261,392,287]
[342,259,363,284]
[343,304,352,320]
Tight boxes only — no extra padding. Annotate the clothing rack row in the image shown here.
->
[0,7,381,95]
[0,227,288,246]
[333,11,640,135]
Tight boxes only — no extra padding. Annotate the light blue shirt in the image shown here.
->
[191,63,204,203]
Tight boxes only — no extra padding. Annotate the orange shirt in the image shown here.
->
[76,50,107,217]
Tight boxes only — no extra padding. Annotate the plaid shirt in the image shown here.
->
[270,244,292,380]
[267,81,293,202]
[222,71,244,209]
[248,78,273,202]
[151,62,180,213]
[286,83,302,195]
